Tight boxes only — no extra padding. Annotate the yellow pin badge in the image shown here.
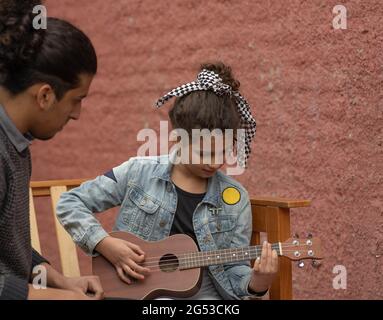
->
[222,187,241,205]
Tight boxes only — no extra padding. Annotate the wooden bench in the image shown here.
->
[30,179,310,300]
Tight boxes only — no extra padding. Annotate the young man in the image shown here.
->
[0,2,103,300]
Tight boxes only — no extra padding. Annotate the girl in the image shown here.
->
[57,62,278,299]
[0,0,103,299]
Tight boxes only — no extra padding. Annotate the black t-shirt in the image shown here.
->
[169,183,267,298]
[170,184,205,247]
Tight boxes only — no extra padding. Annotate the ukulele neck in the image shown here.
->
[179,243,282,270]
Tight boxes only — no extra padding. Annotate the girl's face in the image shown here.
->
[30,73,94,140]
[180,135,227,179]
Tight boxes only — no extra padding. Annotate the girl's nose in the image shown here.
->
[208,163,223,170]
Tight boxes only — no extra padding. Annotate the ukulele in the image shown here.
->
[92,231,323,299]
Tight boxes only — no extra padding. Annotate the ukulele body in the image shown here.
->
[92,231,202,299]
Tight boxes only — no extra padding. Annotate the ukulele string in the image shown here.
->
[139,243,312,263]
[125,248,316,274]
[136,245,315,269]
[131,247,316,270]
[133,243,314,267]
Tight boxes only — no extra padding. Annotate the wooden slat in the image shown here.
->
[50,186,81,277]
[29,188,41,254]
[251,205,268,233]
[251,232,261,246]
[251,197,310,208]
[30,179,87,197]
[265,207,292,300]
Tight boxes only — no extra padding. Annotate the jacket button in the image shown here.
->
[141,198,147,206]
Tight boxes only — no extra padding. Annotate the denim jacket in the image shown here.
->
[56,153,256,300]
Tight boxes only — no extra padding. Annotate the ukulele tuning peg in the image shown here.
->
[311,259,322,268]
[297,260,305,268]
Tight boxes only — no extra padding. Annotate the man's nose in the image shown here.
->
[70,105,81,120]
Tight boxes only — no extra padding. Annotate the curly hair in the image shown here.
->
[0,0,44,83]
[0,0,97,99]
[168,62,241,135]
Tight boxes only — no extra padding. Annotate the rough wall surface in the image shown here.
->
[31,0,382,299]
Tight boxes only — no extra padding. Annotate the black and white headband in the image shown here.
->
[154,69,256,167]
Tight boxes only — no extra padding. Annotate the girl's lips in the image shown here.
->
[202,169,215,174]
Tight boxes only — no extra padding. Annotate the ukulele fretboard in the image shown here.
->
[179,243,281,269]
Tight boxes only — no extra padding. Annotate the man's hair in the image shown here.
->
[0,1,97,99]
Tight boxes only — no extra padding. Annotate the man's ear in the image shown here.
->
[36,85,57,111]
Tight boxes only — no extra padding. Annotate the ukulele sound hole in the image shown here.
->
[159,254,179,272]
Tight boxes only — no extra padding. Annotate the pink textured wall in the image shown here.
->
[31,0,382,299]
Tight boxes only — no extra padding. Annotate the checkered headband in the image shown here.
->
[154,69,256,167]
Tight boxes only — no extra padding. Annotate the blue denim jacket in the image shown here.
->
[56,153,255,300]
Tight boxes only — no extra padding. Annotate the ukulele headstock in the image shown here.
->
[281,236,323,261]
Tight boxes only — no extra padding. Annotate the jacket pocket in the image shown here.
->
[121,185,160,237]
[208,214,237,247]
[129,186,160,214]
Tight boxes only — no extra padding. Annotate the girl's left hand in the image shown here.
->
[248,241,278,293]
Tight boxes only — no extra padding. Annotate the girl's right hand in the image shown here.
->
[95,236,150,284]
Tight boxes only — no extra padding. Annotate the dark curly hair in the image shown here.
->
[0,0,97,99]
[168,62,241,135]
